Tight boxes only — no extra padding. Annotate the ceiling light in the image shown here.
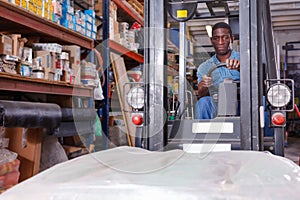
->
[205,25,212,37]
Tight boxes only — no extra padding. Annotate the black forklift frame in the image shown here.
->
[142,0,285,155]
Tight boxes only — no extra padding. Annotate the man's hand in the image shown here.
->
[197,75,212,98]
[226,58,240,70]
[202,75,212,87]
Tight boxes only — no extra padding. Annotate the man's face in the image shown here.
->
[210,28,233,56]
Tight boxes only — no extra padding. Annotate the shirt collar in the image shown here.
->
[212,49,236,64]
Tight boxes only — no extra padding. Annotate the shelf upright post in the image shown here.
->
[239,0,253,150]
[101,0,110,149]
[178,22,187,118]
[143,0,168,151]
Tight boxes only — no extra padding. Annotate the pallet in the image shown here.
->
[126,0,144,17]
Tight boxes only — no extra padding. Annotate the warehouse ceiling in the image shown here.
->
[169,0,300,56]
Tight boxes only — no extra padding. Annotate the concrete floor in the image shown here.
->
[284,136,300,165]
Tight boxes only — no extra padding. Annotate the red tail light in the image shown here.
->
[132,114,143,126]
[271,112,286,126]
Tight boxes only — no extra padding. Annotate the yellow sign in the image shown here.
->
[177,10,188,18]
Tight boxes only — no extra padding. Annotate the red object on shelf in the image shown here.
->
[130,22,142,30]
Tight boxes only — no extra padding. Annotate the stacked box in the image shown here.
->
[60,0,74,29]
[42,0,53,19]
[15,0,22,7]
[84,10,97,39]
[22,47,32,64]
[20,62,32,77]
[52,0,62,24]
[84,9,95,18]
[57,52,71,83]
[63,45,81,84]
[109,1,117,40]
[28,2,35,13]
[32,43,62,53]
[81,60,97,86]
[52,12,60,24]
[74,10,85,35]
[34,0,43,16]
[52,0,62,16]
[49,0,53,21]
[0,34,13,56]
[60,12,74,29]
[72,15,77,31]
[34,51,55,80]
[0,159,20,194]
[94,0,102,16]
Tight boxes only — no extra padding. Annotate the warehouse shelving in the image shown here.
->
[112,0,144,26]
[0,73,93,97]
[0,0,94,97]
[109,40,143,64]
[0,0,98,181]
[100,0,144,148]
[108,0,144,65]
[0,0,94,49]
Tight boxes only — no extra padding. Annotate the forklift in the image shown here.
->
[125,0,295,156]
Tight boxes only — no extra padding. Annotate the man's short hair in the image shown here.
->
[212,22,232,37]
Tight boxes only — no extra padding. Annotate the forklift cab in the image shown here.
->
[128,0,295,156]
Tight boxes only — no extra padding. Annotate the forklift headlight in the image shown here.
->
[267,83,291,108]
[126,87,144,109]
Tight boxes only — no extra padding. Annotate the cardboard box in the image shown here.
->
[0,34,12,55]
[62,45,81,84]
[8,34,21,57]
[71,64,81,84]
[22,47,32,63]
[61,69,71,83]
[50,52,58,69]
[34,51,55,80]
[34,50,51,69]
[5,128,43,182]
[32,43,62,53]
[62,45,80,65]
[94,1,103,16]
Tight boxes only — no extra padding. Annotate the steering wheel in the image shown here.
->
[207,62,227,77]
[205,62,227,102]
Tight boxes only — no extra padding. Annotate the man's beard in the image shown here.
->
[218,48,231,56]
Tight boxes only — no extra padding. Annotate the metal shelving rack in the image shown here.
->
[0,0,94,49]
[0,73,93,97]
[101,0,144,148]
[0,0,94,97]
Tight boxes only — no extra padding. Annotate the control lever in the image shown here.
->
[294,104,300,118]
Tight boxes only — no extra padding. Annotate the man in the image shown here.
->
[195,22,240,119]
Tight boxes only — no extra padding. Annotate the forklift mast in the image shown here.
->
[141,0,290,155]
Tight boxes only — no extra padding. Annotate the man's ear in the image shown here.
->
[210,37,213,44]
